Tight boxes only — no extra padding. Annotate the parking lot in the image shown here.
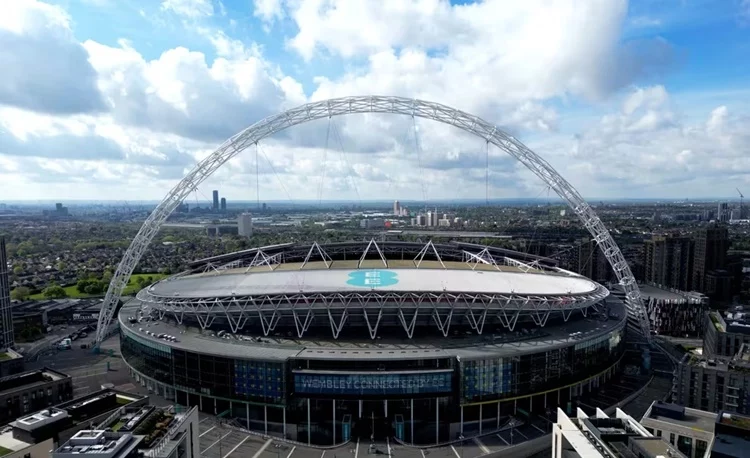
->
[196,414,546,458]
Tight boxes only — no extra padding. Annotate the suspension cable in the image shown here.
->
[318,118,332,206]
[255,143,260,211]
[412,116,428,206]
[330,119,361,205]
[257,142,295,205]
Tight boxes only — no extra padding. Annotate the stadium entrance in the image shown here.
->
[355,401,390,441]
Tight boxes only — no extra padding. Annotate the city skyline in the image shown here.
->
[0,0,749,202]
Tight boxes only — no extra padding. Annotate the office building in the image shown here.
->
[393,200,400,216]
[672,344,750,414]
[553,407,685,458]
[359,218,384,229]
[704,309,750,358]
[0,237,14,351]
[212,190,220,210]
[238,213,253,237]
[692,225,729,293]
[220,197,227,211]
[415,214,425,226]
[0,368,73,425]
[640,401,715,458]
[644,235,694,291]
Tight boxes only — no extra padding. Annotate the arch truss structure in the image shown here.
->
[94,96,652,345]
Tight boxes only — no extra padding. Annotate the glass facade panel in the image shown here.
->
[234,360,285,403]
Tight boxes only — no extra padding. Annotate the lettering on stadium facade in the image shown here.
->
[293,372,453,396]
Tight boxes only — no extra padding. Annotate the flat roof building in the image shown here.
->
[640,401,715,458]
[553,407,685,458]
[0,368,72,425]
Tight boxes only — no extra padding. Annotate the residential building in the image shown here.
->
[359,218,384,229]
[553,407,685,458]
[238,213,253,237]
[212,190,219,210]
[717,202,730,222]
[0,368,73,425]
[0,236,14,351]
[220,197,227,211]
[672,344,750,415]
[393,200,400,216]
[575,237,611,283]
[51,405,199,458]
[644,235,694,291]
[640,401,715,458]
[704,308,750,358]
[711,410,750,458]
[692,225,729,294]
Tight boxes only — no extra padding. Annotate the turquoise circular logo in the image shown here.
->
[346,270,399,288]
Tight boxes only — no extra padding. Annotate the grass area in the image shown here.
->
[0,353,12,362]
[116,396,131,406]
[0,446,13,457]
[111,420,126,432]
[28,273,167,300]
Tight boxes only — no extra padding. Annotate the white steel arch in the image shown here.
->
[94,96,652,345]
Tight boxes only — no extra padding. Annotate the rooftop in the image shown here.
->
[120,295,626,361]
[147,261,598,298]
[52,430,142,458]
[642,401,716,433]
[0,368,69,396]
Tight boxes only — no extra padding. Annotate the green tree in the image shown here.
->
[11,286,31,301]
[42,284,67,299]
[56,261,66,271]
[13,266,23,276]
[102,270,113,283]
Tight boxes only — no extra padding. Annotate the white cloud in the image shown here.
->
[161,0,214,18]
[254,0,284,24]
[0,0,105,114]
[82,38,303,142]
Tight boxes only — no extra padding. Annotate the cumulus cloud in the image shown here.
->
[0,0,105,114]
[83,39,303,142]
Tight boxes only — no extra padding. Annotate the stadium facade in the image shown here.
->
[119,240,628,445]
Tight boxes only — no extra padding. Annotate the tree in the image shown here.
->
[102,270,113,283]
[56,261,66,271]
[42,284,67,299]
[12,266,23,276]
[10,286,31,301]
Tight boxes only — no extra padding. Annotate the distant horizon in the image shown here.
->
[0,197,744,205]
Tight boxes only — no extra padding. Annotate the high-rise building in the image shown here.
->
[717,202,730,222]
[212,190,220,210]
[0,237,14,351]
[393,200,400,216]
[238,213,253,237]
[692,225,729,293]
[220,197,227,211]
[644,235,694,291]
[575,238,611,283]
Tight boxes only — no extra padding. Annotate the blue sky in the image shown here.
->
[1,0,749,201]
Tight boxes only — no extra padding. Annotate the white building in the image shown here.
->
[553,407,685,458]
[238,213,253,237]
[393,200,400,216]
[639,401,715,458]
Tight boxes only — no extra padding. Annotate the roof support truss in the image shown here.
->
[358,238,388,268]
[301,242,332,269]
[413,240,446,269]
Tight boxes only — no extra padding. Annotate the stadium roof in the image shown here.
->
[147,265,598,298]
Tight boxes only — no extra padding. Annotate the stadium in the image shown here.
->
[119,239,628,445]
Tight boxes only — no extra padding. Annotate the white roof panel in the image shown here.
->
[148,268,598,298]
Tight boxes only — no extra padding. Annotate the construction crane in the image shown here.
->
[738,188,745,219]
